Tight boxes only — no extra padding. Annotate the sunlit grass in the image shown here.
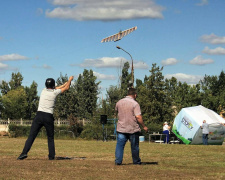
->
[1,137,225,179]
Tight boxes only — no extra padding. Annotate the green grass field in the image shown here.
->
[1,137,225,179]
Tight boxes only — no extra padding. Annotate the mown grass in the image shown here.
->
[1,137,225,179]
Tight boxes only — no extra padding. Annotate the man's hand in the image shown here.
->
[143,126,148,133]
[69,76,74,81]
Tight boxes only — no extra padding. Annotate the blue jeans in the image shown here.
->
[115,132,141,165]
[202,134,208,145]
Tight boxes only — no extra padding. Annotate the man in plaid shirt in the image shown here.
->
[115,88,148,165]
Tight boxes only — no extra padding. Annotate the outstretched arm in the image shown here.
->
[56,76,74,93]
[55,82,67,89]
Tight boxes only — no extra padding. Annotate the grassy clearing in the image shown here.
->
[1,137,225,179]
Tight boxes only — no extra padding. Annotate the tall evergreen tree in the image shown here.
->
[0,72,23,95]
[25,81,39,119]
[54,73,77,119]
[120,62,132,97]
[75,69,100,119]
[200,74,219,112]
[137,64,174,125]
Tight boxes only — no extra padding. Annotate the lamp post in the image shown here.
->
[116,46,134,88]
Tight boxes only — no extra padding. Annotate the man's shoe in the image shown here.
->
[49,157,55,160]
[17,154,27,160]
[115,162,122,165]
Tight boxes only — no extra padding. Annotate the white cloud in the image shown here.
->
[32,64,52,69]
[134,61,148,69]
[46,0,164,21]
[196,0,208,6]
[75,57,148,69]
[0,54,29,61]
[189,55,214,65]
[165,73,203,84]
[93,71,116,80]
[78,57,127,68]
[200,33,225,44]
[161,58,179,66]
[202,46,225,55]
[0,62,9,70]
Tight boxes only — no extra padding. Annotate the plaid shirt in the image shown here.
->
[115,96,141,133]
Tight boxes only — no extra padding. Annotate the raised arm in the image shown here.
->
[55,82,67,89]
[56,76,74,93]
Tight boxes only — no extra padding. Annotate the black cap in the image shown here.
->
[45,78,55,89]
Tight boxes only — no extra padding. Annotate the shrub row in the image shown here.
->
[8,122,163,140]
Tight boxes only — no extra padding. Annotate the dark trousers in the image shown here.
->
[202,134,208,145]
[21,111,55,159]
[163,130,170,143]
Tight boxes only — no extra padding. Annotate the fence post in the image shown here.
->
[21,118,23,125]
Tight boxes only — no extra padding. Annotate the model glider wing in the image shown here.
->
[101,26,137,43]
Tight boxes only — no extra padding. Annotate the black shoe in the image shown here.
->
[49,157,55,160]
[133,162,142,165]
[17,154,27,160]
[115,162,122,165]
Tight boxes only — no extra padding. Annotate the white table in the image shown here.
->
[149,134,167,144]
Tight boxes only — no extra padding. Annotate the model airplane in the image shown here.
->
[101,26,137,43]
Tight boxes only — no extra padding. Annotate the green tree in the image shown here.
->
[54,73,77,119]
[200,74,219,112]
[0,80,10,95]
[103,85,121,118]
[9,72,23,90]
[0,72,40,119]
[120,62,132,97]
[101,62,132,119]
[216,71,225,113]
[1,88,28,119]
[200,71,225,113]
[0,94,3,118]
[0,72,24,95]
[137,64,174,125]
[75,69,100,119]
[25,81,39,119]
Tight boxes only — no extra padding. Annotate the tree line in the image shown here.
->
[1,63,225,130]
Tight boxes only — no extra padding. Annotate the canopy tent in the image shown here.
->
[172,105,225,145]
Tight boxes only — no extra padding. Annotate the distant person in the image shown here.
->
[162,122,171,144]
[17,76,74,160]
[115,88,148,165]
[200,120,209,145]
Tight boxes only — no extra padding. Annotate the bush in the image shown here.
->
[80,122,102,140]
[67,114,83,137]
[80,117,117,140]
[9,124,30,138]
[8,124,82,139]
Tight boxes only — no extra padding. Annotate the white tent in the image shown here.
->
[172,105,225,145]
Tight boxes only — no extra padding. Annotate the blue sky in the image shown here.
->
[0,0,225,97]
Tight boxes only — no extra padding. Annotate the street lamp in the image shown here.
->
[116,46,134,88]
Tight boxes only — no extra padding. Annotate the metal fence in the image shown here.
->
[0,118,89,126]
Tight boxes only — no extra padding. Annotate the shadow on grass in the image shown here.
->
[118,162,158,166]
[55,156,86,160]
